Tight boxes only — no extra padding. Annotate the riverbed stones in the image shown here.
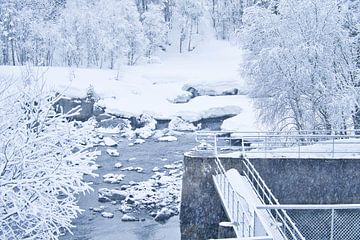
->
[98,188,127,202]
[103,173,125,184]
[168,117,196,132]
[103,137,117,147]
[106,149,120,157]
[114,162,123,168]
[167,91,193,104]
[101,212,114,218]
[134,139,145,145]
[122,166,144,173]
[154,207,175,222]
[121,214,139,222]
[157,136,177,142]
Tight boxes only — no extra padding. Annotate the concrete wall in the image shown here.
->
[180,154,360,239]
[180,152,240,240]
[249,158,360,204]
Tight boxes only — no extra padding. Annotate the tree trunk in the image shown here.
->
[188,23,193,52]
[179,37,183,54]
[10,39,15,66]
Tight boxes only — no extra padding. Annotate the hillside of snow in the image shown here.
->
[0,27,260,132]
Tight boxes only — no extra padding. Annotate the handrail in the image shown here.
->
[197,131,360,240]
[196,130,360,159]
[257,204,360,210]
[199,132,305,239]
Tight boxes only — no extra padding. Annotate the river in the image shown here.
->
[62,131,197,240]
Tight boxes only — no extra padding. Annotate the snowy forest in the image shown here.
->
[1,0,360,239]
[0,0,359,131]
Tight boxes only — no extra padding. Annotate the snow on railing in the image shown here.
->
[201,132,304,239]
[196,130,360,159]
[195,130,360,240]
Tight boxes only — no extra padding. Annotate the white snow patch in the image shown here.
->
[158,136,177,142]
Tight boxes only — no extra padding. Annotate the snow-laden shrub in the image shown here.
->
[0,79,97,239]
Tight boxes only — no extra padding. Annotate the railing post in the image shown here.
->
[332,137,335,158]
[264,136,267,158]
[241,137,245,156]
[298,136,301,158]
[242,212,245,237]
[330,209,335,240]
[227,182,230,208]
[232,191,235,220]
[214,134,217,156]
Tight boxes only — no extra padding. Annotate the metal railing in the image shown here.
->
[209,134,304,239]
[196,130,360,159]
[212,133,257,238]
[196,131,360,240]
[242,157,305,240]
[257,205,360,240]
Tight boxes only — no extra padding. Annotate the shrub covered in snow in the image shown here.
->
[0,79,97,239]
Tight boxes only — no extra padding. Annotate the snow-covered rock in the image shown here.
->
[91,206,105,213]
[122,167,144,173]
[152,167,160,172]
[168,117,196,132]
[101,212,114,218]
[158,136,177,142]
[106,149,120,157]
[134,114,157,139]
[154,208,175,222]
[134,139,145,145]
[167,91,193,104]
[103,137,117,147]
[103,173,125,184]
[182,83,244,97]
[98,188,127,202]
[114,162,123,168]
[121,214,139,222]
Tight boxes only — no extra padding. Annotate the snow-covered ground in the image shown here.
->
[0,37,259,132]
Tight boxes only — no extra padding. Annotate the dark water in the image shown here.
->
[61,133,197,240]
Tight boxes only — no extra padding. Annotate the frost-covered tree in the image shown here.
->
[123,1,148,65]
[0,0,61,66]
[59,0,146,67]
[0,76,97,239]
[240,0,359,131]
[142,4,168,60]
[210,0,244,40]
[175,0,204,53]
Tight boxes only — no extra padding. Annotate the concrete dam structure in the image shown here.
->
[180,131,360,240]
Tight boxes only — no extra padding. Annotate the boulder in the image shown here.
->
[121,214,139,222]
[101,212,114,218]
[154,208,174,222]
[168,117,196,132]
[103,137,117,147]
[106,149,120,157]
